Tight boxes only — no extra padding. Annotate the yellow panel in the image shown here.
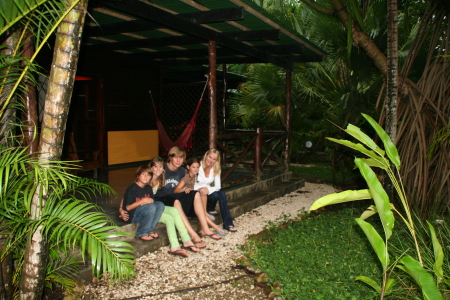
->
[107,130,159,165]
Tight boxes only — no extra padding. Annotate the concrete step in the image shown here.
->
[78,176,305,281]
[110,177,305,255]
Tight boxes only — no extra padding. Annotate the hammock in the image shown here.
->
[150,78,208,155]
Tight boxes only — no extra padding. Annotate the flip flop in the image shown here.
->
[193,240,206,249]
[199,231,221,240]
[207,214,215,221]
[137,234,153,241]
[168,249,188,257]
[182,245,201,252]
[213,230,228,237]
[226,226,238,233]
[149,232,159,239]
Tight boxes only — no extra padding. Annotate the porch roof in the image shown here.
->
[84,0,326,70]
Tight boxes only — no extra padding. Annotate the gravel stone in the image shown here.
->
[83,182,336,300]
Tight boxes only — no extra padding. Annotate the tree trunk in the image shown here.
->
[22,32,39,155]
[386,0,398,144]
[19,1,88,299]
[0,29,20,146]
[302,0,388,75]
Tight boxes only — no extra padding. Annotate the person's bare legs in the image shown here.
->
[172,200,202,242]
[201,194,209,216]
[193,193,220,238]
[206,217,222,232]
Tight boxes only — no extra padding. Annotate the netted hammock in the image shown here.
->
[150,78,208,155]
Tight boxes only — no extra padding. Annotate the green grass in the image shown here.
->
[240,202,382,300]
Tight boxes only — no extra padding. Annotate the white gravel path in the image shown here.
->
[83,182,336,300]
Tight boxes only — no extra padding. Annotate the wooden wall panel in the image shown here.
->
[107,130,159,165]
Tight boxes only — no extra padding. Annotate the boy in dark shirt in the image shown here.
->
[123,165,164,240]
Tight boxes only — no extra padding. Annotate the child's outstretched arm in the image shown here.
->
[126,197,154,211]
[173,180,188,194]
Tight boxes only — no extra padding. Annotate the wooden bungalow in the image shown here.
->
[56,0,326,182]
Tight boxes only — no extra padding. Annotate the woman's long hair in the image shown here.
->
[149,157,165,190]
[202,148,221,177]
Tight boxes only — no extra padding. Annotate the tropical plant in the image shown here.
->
[0,0,137,298]
[0,145,136,297]
[248,0,450,215]
[310,114,444,299]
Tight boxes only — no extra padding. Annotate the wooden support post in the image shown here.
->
[96,79,105,167]
[284,69,292,170]
[222,63,227,164]
[208,40,217,149]
[255,128,262,181]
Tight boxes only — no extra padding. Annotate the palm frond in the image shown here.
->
[43,196,135,283]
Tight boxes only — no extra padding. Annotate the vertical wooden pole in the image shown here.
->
[222,64,227,131]
[208,41,217,149]
[284,69,292,170]
[255,128,263,181]
[221,64,227,164]
[96,79,105,166]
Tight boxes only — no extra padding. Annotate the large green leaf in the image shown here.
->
[355,158,394,240]
[397,256,443,300]
[345,123,384,155]
[355,218,389,271]
[44,197,136,282]
[427,221,444,284]
[359,205,377,220]
[327,137,389,168]
[362,114,400,168]
[356,276,381,292]
[309,189,371,211]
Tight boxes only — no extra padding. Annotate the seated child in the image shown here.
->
[123,165,164,240]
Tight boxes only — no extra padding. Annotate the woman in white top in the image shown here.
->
[194,148,237,232]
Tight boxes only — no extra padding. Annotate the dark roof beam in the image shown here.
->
[83,35,203,52]
[159,55,322,66]
[85,7,244,37]
[125,44,305,60]
[99,0,293,69]
[223,29,279,41]
[182,7,244,24]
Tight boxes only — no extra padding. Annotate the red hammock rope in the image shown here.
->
[153,99,202,155]
[150,77,208,155]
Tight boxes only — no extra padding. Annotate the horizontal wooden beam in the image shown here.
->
[83,35,204,52]
[223,29,280,41]
[121,44,305,60]
[97,0,293,69]
[85,7,244,37]
[155,55,321,66]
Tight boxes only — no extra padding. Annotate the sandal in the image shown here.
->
[168,249,188,257]
[137,234,154,241]
[149,232,159,239]
[193,240,206,249]
[214,229,228,237]
[182,245,201,253]
[199,231,221,240]
[226,226,238,233]
[207,214,215,221]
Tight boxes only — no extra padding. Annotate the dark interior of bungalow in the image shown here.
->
[40,0,325,182]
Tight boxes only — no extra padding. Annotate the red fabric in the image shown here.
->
[154,99,202,155]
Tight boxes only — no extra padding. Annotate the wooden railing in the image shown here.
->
[216,128,288,182]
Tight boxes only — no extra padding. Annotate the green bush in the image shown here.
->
[289,164,362,188]
[241,202,381,299]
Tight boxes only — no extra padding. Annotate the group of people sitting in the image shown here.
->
[118,146,237,257]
